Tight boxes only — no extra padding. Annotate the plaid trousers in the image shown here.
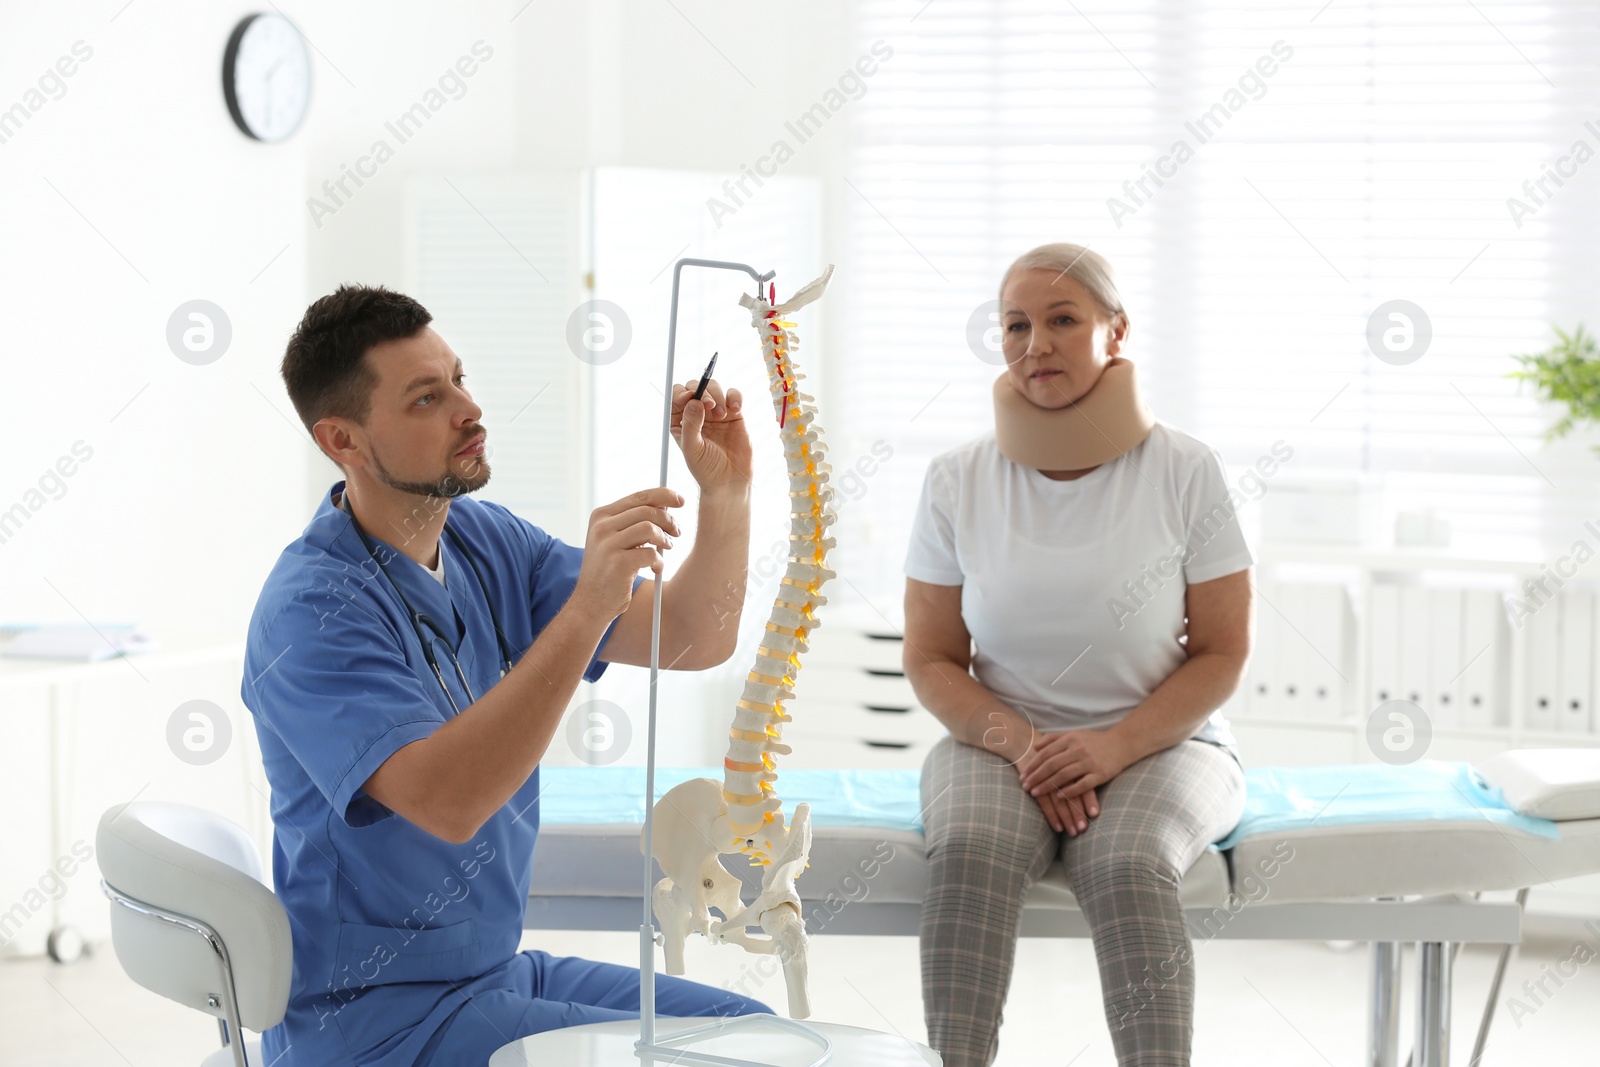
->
[919,734,1246,1066]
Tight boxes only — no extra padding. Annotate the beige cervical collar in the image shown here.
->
[992,356,1155,471]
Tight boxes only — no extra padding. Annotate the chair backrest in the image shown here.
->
[96,802,292,1032]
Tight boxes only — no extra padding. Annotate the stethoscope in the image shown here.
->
[340,491,516,714]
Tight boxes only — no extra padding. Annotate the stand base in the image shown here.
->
[489,1016,940,1067]
[640,1013,830,1067]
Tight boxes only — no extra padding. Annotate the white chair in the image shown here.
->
[96,802,292,1067]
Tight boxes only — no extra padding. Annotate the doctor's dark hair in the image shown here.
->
[281,284,433,444]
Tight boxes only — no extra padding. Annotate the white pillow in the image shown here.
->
[1479,749,1600,821]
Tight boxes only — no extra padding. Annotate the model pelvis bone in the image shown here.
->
[642,266,836,1021]
[646,780,814,1017]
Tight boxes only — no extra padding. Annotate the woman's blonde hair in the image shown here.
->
[999,243,1126,324]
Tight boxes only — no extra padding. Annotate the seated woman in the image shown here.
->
[903,243,1254,1067]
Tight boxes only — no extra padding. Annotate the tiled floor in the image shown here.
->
[5,926,1599,1065]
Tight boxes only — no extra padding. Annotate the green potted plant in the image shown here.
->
[1508,325,1600,454]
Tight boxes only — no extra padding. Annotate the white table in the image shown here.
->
[489,1016,940,1066]
[0,634,248,959]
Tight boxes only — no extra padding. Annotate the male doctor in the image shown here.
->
[241,284,770,1066]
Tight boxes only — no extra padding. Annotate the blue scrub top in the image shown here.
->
[240,481,640,1066]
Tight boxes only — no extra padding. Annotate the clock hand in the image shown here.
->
[261,61,285,127]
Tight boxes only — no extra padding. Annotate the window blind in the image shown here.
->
[403,172,590,545]
[839,0,1600,611]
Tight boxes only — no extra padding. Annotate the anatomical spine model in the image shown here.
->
[644,266,837,1020]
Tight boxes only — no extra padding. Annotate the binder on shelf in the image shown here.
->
[1245,578,1279,718]
[1275,583,1307,721]
[1218,686,1248,720]
[1301,584,1350,721]
[1427,588,1464,729]
[1524,597,1561,732]
[1457,589,1504,729]
[1397,585,1430,710]
[1557,590,1595,734]
[1369,583,1401,712]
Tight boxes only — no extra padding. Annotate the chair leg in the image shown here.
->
[1369,941,1403,1067]
[1416,941,1453,1067]
[223,1009,251,1067]
[212,1009,250,1067]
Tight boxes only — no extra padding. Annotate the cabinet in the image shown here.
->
[1230,545,1600,762]
[781,617,939,771]
[0,638,269,959]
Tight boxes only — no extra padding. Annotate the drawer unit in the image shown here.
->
[786,693,947,745]
[802,621,907,673]
[790,663,919,707]
[778,732,938,771]
[777,621,952,767]
[787,664,945,742]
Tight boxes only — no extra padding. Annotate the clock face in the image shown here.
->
[223,14,311,142]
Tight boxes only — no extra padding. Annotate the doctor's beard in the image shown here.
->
[370,441,491,499]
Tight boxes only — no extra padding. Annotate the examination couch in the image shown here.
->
[526,750,1600,1067]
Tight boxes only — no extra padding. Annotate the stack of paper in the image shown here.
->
[0,624,159,662]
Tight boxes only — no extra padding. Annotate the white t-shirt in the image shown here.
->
[332,487,449,587]
[904,422,1254,749]
[424,545,447,586]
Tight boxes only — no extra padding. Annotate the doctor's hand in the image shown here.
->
[1017,728,1133,807]
[571,487,684,620]
[670,379,753,494]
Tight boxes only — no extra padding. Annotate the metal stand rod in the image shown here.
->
[1369,940,1403,1067]
[1416,941,1453,1067]
[639,258,774,1052]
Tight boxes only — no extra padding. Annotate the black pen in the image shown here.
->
[692,352,718,402]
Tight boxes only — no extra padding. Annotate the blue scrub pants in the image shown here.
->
[415,949,773,1065]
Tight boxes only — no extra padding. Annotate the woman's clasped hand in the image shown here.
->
[1015,728,1135,835]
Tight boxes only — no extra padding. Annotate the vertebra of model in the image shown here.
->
[644,266,836,1020]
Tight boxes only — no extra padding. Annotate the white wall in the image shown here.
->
[2,0,852,648]
[2,2,308,643]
